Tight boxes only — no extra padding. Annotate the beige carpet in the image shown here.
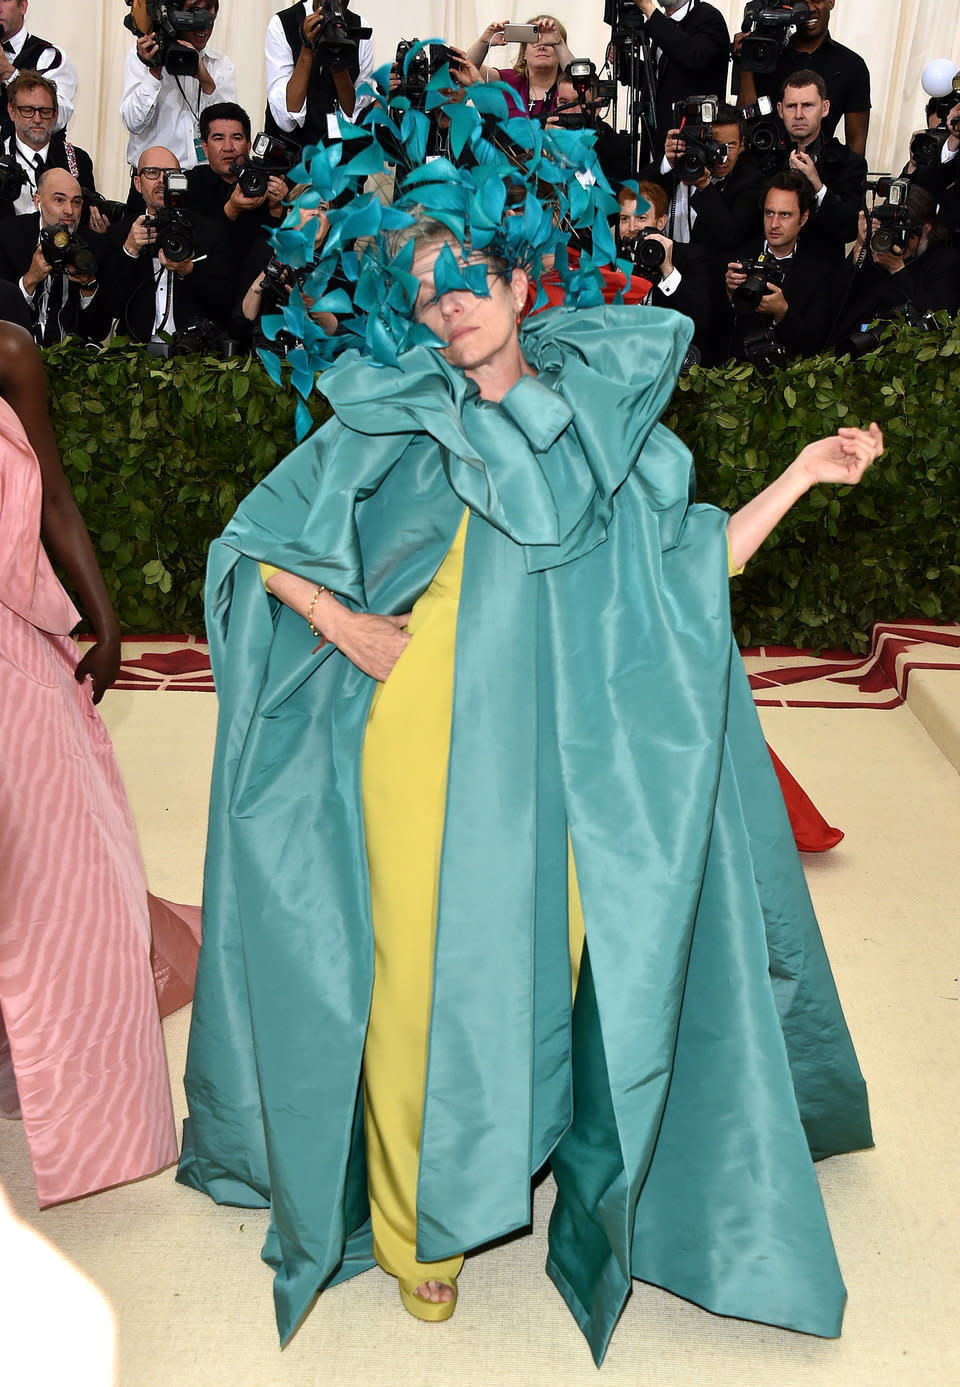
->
[2,683,959,1387]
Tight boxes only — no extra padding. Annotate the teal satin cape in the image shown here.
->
[177,307,872,1364]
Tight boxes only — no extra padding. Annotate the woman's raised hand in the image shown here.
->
[795,422,884,488]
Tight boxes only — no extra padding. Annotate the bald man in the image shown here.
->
[98,145,233,345]
[0,166,110,344]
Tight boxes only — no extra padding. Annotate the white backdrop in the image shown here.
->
[24,1,960,197]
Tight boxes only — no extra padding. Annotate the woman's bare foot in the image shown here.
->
[399,1275,458,1321]
[414,1279,455,1304]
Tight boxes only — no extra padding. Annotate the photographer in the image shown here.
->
[774,69,866,261]
[830,187,960,348]
[121,0,237,171]
[547,74,632,184]
[907,97,960,241]
[186,102,289,266]
[648,103,766,252]
[0,167,109,346]
[98,145,232,344]
[0,0,78,139]
[0,72,99,222]
[616,180,713,356]
[606,1,729,158]
[468,17,572,119]
[736,0,870,156]
[720,169,835,363]
[236,207,335,351]
[265,0,374,150]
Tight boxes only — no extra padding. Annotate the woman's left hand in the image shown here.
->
[796,422,884,487]
[75,630,122,704]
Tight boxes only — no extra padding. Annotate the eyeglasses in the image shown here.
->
[15,105,56,120]
[137,167,170,181]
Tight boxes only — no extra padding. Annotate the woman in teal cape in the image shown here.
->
[178,281,876,1362]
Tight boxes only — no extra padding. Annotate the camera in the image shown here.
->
[631,227,667,275]
[143,169,195,261]
[309,0,372,69]
[740,98,789,173]
[871,179,917,257]
[673,96,725,181]
[124,1,214,79]
[738,1,812,75]
[910,126,951,168]
[393,38,460,104]
[0,154,26,203]
[732,253,786,312]
[39,224,98,277]
[83,188,128,224]
[928,88,960,125]
[260,252,316,297]
[841,304,940,361]
[556,58,616,128]
[230,132,298,201]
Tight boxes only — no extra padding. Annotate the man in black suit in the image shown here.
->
[736,0,871,155]
[646,104,766,248]
[0,70,100,221]
[830,186,960,349]
[610,0,729,160]
[719,170,836,364]
[0,166,110,345]
[773,68,866,262]
[185,102,288,269]
[99,145,233,345]
[616,181,713,358]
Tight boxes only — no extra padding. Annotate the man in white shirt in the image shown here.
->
[0,0,79,137]
[264,1,374,150]
[121,0,237,172]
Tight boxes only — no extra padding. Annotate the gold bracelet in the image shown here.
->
[306,584,327,638]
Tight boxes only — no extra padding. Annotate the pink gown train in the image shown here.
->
[0,397,197,1206]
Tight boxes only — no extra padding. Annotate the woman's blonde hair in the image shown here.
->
[514,16,568,76]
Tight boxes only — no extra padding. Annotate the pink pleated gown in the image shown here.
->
[0,397,179,1206]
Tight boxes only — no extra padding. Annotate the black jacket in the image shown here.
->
[766,134,867,262]
[645,154,767,256]
[99,210,234,343]
[0,210,111,345]
[642,2,730,155]
[0,131,96,220]
[830,243,960,346]
[716,237,837,362]
[648,240,713,357]
[184,164,284,271]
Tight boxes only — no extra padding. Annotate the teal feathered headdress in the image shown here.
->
[260,44,639,437]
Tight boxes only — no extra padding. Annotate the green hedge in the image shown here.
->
[46,317,960,652]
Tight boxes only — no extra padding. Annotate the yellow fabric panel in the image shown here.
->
[359,511,469,1287]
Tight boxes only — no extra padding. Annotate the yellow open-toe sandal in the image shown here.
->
[398,1277,458,1323]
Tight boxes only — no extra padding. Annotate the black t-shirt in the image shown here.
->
[755,33,871,143]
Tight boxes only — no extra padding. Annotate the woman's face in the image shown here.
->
[523,17,561,71]
[411,239,529,395]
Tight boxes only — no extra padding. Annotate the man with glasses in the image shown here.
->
[121,0,236,172]
[0,166,109,346]
[0,71,98,221]
[98,145,232,344]
[0,0,78,139]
